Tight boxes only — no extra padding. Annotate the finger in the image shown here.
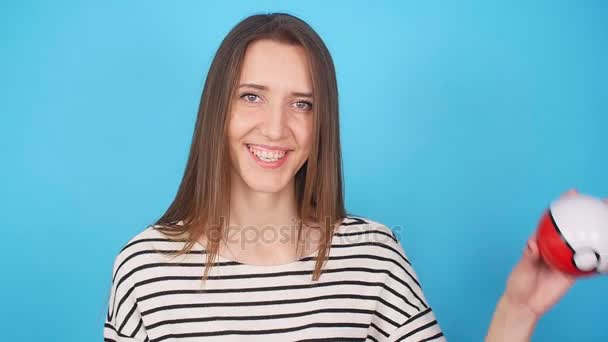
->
[562,188,578,197]
[510,239,543,290]
[519,238,542,269]
[542,262,576,287]
[527,232,537,246]
[526,238,540,260]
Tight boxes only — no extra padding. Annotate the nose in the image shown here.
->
[260,102,286,140]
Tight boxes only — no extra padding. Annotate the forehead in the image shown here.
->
[239,39,312,91]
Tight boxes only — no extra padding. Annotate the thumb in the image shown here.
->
[523,238,541,264]
[506,237,542,297]
[511,238,541,276]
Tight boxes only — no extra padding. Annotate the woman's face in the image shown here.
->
[227,39,314,194]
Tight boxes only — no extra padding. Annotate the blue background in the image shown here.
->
[2,1,607,341]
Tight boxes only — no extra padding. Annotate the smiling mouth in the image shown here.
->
[246,144,289,162]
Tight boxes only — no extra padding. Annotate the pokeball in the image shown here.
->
[536,193,608,276]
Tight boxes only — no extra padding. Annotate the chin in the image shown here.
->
[241,174,291,194]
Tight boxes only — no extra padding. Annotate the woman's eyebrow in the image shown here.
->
[238,83,267,91]
[292,91,313,98]
[238,83,312,98]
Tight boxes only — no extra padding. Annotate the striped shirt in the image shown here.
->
[104,216,446,342]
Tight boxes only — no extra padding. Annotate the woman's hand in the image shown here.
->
[486,189,607,342]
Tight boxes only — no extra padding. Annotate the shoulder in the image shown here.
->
[338,215,423,291]
[338,215,400,241]
[336,215,419,281]
[338,215,405,258]
[341,217,446,340]
[108,224,186,287]
[117,223,177,253]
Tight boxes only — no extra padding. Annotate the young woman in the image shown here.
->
[104,13,584,342]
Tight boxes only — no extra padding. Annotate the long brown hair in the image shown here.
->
[154,12,346,282]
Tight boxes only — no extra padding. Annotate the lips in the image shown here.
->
[245,144,290,169]
[245,143,292,152]
[247,144,287,160]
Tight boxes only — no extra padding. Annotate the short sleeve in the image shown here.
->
[388,307,445,342]
[385,231,446,342]
[104,250,149,342]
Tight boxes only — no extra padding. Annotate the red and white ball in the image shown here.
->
[536,193,608,276]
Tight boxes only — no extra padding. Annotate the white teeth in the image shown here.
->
[247,144,286,162]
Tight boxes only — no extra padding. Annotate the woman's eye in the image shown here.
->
[294,101,313,111]
[240,93,260,103]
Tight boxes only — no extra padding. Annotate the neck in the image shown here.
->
[219,170,322,266]
[229,172,298,236]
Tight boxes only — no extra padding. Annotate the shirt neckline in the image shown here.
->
[190,217,346,269]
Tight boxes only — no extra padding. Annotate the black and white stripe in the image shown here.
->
[104,216,445,341]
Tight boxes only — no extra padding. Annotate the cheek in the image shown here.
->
[291,119,314,152]
[228,111,259,141]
